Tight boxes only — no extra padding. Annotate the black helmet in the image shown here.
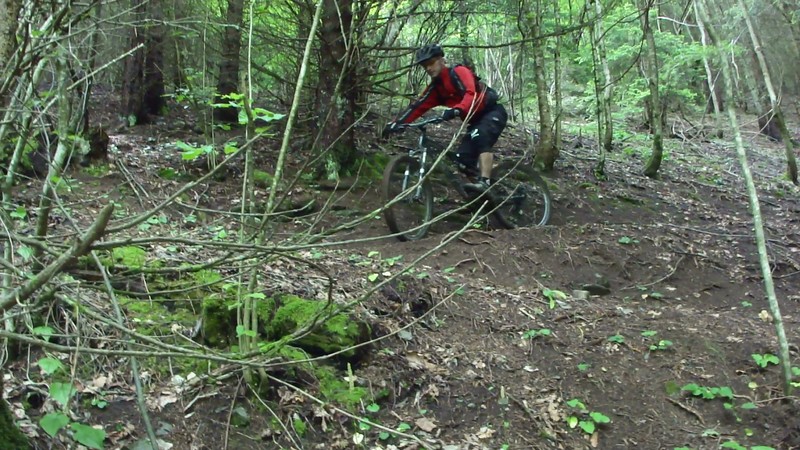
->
[414,44,444,65]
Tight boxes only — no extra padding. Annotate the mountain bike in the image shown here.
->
[381,117,551,241]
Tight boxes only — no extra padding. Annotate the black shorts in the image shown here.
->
[454,103,508,169]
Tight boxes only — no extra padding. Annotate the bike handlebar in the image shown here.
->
[396,116,444,130]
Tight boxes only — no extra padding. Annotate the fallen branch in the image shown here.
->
[0,203,114,312]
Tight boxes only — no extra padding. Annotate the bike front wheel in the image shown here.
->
[490,161,552,229]
[381,155,434,241]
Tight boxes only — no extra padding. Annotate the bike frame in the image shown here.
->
[399,118,473,200]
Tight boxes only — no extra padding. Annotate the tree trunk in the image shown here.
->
[639,0,664,178]
[214,0,244,124]
[121,0,165,125]
[589,0,606,178]
[458,0,471,68]
[529,0,557,171]
[692,4,723,128]
[0,372,31,450]
[0,0,21,105]
[315,0,356,180]
[553,0,563,151]
[739,0,798,184]
[696,0,794,396]
[594,0,614,153]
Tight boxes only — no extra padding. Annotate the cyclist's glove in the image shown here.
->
[441,108,460,121]
[381,122,403,138]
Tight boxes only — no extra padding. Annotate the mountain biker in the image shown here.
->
[382,44,508,192]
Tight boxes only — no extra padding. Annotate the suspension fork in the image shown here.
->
[403,133,429,198]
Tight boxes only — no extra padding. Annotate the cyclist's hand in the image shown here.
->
[441,108,460,121]
[381,122,402,138]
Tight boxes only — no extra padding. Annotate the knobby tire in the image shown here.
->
[490,161,552,229]
[381,155,434,241]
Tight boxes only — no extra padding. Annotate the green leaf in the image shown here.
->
[366,403,380,413]
[38,357,63,375]
[379,431,391,440]
[17,245,33,261]
[235,325,256,338]
[39,412,69,437]
[589,412,610,423]
[566,398,585,409]
[71,422,106,449]
[367,273,379,282]
[397,422,411,432]
[50,382,76,407]
[740,402,757,409]
[33,326,54,341]
[367,251,380,258]
[720,441,746,450]
[10,206,26,219]
[358,420,371,431]
[567,416,578,428]
[718,386,734,400]
[578,420,595,434]
[641,330,657,337]
[608,334,625,343]
[245,292,266,299]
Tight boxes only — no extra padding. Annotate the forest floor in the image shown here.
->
[5,99,800,450]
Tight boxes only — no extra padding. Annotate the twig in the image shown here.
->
[666,397,705,425]
[222,376,243,450]
[91,251,158,450]
[0,203,114,312]
[621,256,684,290]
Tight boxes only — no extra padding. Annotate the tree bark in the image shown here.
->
[593,0,614,154]
[696,0,793,396]
[738,0,798,184]
[0,0,20,105]
[639,0,664,178]
[692,5,724,137]
[315,0,356,179]
[527,0,557,171]
[120,0,165,125]
[214,0,244,123]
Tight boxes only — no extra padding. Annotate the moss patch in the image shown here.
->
[264,295,369,357]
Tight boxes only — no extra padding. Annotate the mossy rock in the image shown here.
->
[0,385,30,450]
[120,297,196,336]
[269,345,369,409]
[201,294,239,347]
[263,294,369,358]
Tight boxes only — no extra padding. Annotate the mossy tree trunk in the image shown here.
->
[553,0,563,149]
[639,0,664,178]
[0,0,20,107]
[593,0,614,154]
[588,0,606,179]
[523,0,557,171]
[0,373,31,450]
[120,0,165,125]
[315,0,357,179]
[214,0,244,124]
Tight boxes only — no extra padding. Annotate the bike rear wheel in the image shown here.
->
[381,155,434,241]
[490,161,552,229]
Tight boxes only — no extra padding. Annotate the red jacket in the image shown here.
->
[395,65,489,125]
